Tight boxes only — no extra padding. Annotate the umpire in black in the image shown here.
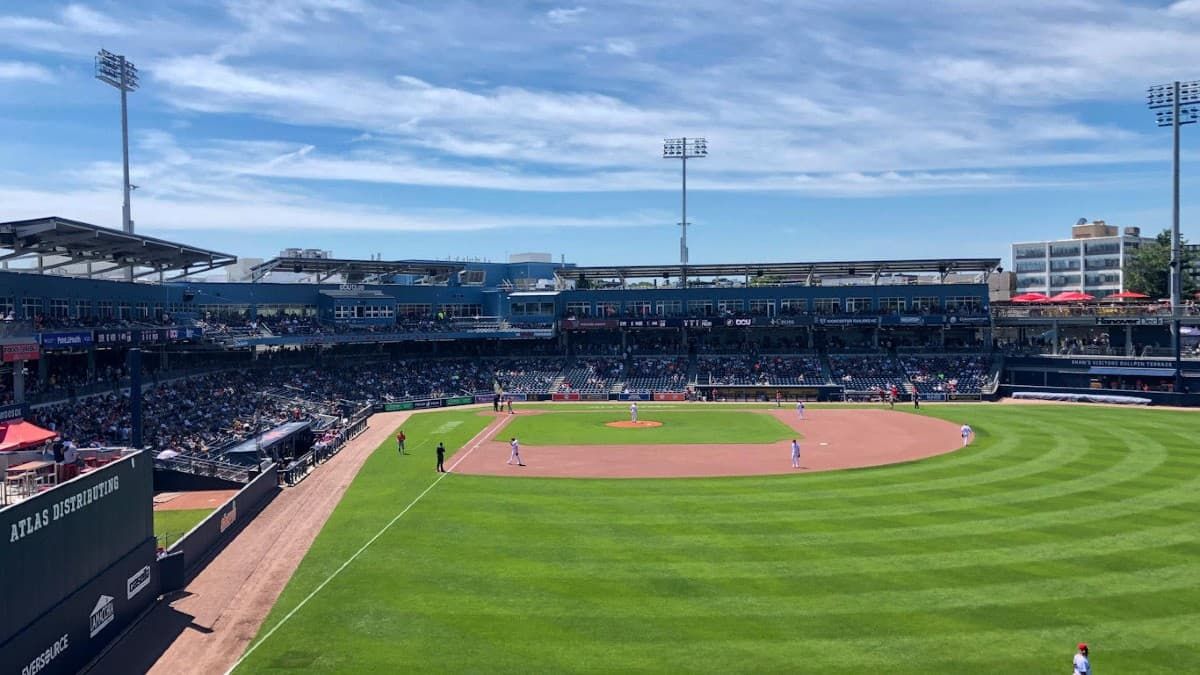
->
[436,442,446,473]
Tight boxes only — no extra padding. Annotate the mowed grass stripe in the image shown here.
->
[237,405,1200,674]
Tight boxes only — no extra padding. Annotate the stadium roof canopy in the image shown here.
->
[557,258,1002,287]
[0,216,237,281]
[250,257,466,283]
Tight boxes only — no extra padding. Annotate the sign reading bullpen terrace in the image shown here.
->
[0,453,154,644]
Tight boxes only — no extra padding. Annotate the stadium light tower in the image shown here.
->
[1147,80,1200,393]
[663,137,707,288]
[95,49,140,235]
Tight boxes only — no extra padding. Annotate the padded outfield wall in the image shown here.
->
[0,452,158,675]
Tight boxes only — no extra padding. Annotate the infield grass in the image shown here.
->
[497,408,795,445]
[238,404,1200,674]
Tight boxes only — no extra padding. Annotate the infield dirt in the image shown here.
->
[454,408,962,478]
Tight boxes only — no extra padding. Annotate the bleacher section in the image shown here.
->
[623,357,689,392]
[697,355,828,386]
[561,358,623,393]
[828,355,908,393]
[900,355,991,394]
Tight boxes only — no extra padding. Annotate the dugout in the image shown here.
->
[702,386,840,402]
[0,451,158,675]
[223,420,314,466]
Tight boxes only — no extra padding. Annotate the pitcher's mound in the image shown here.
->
[606,420,662,428]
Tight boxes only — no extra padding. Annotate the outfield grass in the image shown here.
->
[497,409,795,445]
[153,508,213,547]
[238,405,1200,673]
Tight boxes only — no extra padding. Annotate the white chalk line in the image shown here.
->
[225,415,509,673]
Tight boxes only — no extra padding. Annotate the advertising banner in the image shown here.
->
[582,393,609,401]
[93,330,133,347]
[412,399,444,409]
[382,402,415,412]
[0,402,28,423]
[618,393,651,401]
[947,393,983,401]
[39,332,93,349]
[815,316,879,326]
[943,315,990,326]
[552,392,581,401]
[562,319,618,330]
[2,342,40,362]
[652,392,687,401]
[0,453,153,644]
[0,539,158,675]
[766,316,813,327]
[473,394,495,404]
[444,396,474,407]
[617,318,670,329]
[880,315,941,326]
[1097,317,1165,326]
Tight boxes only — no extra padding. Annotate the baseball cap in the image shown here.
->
[1077,643,1088,651]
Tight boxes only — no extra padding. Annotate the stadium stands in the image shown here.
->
[623,357,689,392]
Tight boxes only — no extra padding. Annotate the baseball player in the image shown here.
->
[776,391,783,408]
[507,437,525,466]
[790,439,801,469]
[960,423,973,447]
[507,396,514,414]
[435,442,446,473]
[630,402,638,423]
[1072,643,1090,675]
[396,430,407,455]
[795,400,805,419]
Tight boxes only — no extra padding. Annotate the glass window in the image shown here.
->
[49,298,70,318]
[565,301,592,317]
[879,297,905,313]
[687,300,714,316]
[813,298,840,314]
[749,299,774,316]
[845,298,871,313]
[655,301,682,316]
[22,297,42,319]
[717,299,743,314]
[779,298,807,314]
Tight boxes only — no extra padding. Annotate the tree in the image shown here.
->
[1123,229,1198,299]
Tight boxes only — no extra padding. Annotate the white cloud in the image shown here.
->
[546,7,586,25]
[0,61,55,82]
[604,38,637,57]
[60,4,126,35]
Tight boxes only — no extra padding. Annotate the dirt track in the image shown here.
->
[154,489,238,511]
[89,411,411,675]
[454,408,963,478]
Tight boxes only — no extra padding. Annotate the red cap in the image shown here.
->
[1078,643,1088,651]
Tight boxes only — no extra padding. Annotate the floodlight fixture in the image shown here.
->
[1146,79,1200,392]
[95,49,139,238]
[662,137,708,287]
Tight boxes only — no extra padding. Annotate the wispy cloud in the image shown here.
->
[545,6,586,25]
[0,61,55,82]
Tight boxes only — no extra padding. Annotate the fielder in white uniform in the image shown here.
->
[1073,643,1090,674]
[790,439,801,468]
[960,423,973,447]
[795,400,805,419]
[507,437,525,466]
[630,402,638,423]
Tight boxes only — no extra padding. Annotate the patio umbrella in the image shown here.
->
[1010,292,1051,303]
[1104,291,1150,300]
[155,449,181,460]
[1048,291,1095,302]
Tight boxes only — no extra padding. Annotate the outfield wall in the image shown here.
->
[0,452,157,675]
[160,463,279,592]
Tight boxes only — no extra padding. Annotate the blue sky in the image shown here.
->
[2,1,1200,266]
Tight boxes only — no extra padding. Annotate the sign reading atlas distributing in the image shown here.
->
[8,475,121,544]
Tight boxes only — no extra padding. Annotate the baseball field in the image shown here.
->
[231,403,1200,673]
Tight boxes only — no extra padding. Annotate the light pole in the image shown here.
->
[1147,80,1200,393]
[663,137,707,288]
[95,49,139,235]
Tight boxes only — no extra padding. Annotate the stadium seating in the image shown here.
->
[561,358,622,393]
[900,355,991,394]
[827,355,908,392]
[697,355,827,386]
[622,357,689,392]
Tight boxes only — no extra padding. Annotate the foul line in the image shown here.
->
[225,415,509,674]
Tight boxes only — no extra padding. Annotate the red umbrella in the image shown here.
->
[1104,291,1150,301]
[1011,292,1051,303]
[1049,291,1095,302]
